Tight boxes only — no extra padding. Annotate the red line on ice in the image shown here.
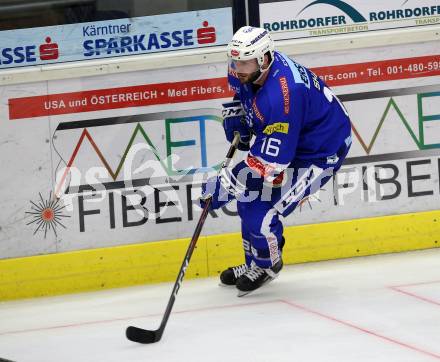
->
[390,280,440,289]
[279,299,440,360]
[0,300,279,336]
[388,280,440,307]
[390,287,440,307]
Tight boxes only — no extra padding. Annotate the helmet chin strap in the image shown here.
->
[248,70,262,84]
[251,66,270,84]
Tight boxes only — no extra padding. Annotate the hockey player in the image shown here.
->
[200,26,352,296]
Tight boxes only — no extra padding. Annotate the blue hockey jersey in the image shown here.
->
[228,51,352,180]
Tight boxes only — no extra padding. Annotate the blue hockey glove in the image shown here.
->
[199,174,235,210]
[222,101,251,151]
[199,160,264,210]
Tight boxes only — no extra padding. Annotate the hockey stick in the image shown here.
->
[126,132,241,344]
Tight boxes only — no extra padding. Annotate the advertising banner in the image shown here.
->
[260,0,440,40]
[0,41,439,259]
[0,8,232,69]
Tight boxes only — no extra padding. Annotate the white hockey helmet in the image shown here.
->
[227,26,275,73]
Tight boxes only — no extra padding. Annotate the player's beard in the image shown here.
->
[237,70,261,84]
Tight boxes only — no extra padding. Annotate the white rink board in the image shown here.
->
[261,0,440,40]
[0,40,439,258]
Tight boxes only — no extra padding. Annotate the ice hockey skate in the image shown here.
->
[236,259,283,297]
[219,263,249,286]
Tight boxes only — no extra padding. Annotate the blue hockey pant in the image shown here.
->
[237,143,350,269]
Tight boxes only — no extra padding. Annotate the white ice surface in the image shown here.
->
[1,248,440,362]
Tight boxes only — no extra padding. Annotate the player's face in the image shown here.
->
[229,59,259,84]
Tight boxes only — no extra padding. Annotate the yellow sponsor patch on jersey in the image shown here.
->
[263,122,289,135]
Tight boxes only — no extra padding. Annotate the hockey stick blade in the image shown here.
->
[126,326,161,344]
[0,357,16,362]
